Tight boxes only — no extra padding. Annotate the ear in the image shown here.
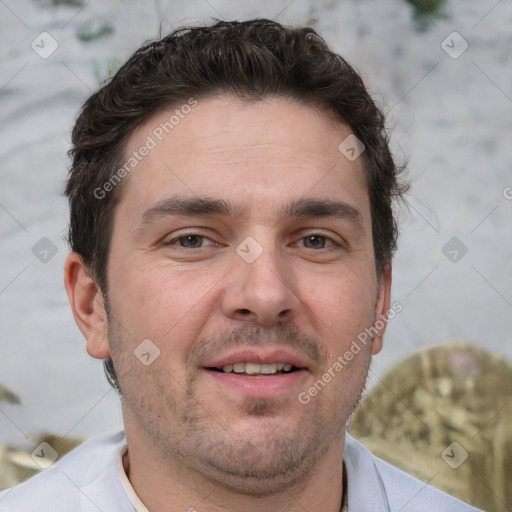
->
[371,264,392,355]
[64,253,111,359]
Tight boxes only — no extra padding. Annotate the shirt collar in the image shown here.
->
[344,433,391,512]
[117,445,149,512]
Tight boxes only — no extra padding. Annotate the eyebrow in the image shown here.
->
[138,196,364,231]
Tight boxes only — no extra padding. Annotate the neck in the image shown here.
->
[122,417,346,512]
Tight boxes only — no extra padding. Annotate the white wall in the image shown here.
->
[1,0,511,446]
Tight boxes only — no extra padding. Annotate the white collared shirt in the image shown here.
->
[0,428,482,512]
[117,445,149,512]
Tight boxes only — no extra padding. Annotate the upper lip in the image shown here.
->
[203,348,310,370]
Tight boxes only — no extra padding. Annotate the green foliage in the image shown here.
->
[404,0,448,31]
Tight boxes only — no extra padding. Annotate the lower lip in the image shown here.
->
[204,369,308,399]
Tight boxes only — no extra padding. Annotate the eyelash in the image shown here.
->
[164,231,339,249]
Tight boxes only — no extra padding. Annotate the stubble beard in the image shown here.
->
[112,321,372,496]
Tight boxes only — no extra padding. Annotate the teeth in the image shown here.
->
[260,363,277,374]
[245,363,261,375]
[221,363,294,374]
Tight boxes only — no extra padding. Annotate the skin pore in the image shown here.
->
[65,96,391,512]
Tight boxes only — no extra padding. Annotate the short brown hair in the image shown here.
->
[66,18,407,392]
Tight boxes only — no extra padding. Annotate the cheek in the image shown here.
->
[107,259,221,364]
[109,261,187,325]
[301,266,377,345]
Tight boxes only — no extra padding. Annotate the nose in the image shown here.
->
[220,244,301,328]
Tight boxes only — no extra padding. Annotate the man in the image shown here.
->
[0,19,482,512]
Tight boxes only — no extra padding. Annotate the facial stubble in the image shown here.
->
[109,320,373,496]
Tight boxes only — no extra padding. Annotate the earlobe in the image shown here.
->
[371,264,392,355]
[64,253,111,359]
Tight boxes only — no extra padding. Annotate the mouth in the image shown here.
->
[201,349,310,399]
[206,362,300,376]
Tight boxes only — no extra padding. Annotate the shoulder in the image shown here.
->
[371,452,483,511]
[344,434,484,512]
[0,429,128,512]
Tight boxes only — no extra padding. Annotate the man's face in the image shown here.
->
[103,96,390,493]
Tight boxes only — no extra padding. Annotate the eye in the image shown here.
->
[167,234,217,249]
[297,234,335,249]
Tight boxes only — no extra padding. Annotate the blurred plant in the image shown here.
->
[0,384,20,405]
[77,18,114,42]
[0,434,83,490]
[350,342,512,511]
[404,0,448,32]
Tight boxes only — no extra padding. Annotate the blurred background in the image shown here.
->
[1,0,511,509]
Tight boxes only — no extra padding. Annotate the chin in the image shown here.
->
[183,410,339,496]
[197,444,324,496]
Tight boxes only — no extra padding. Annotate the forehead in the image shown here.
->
[117,96,369,225]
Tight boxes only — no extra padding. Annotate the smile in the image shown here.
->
[212,362,297,375]
[202,349,310,399]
